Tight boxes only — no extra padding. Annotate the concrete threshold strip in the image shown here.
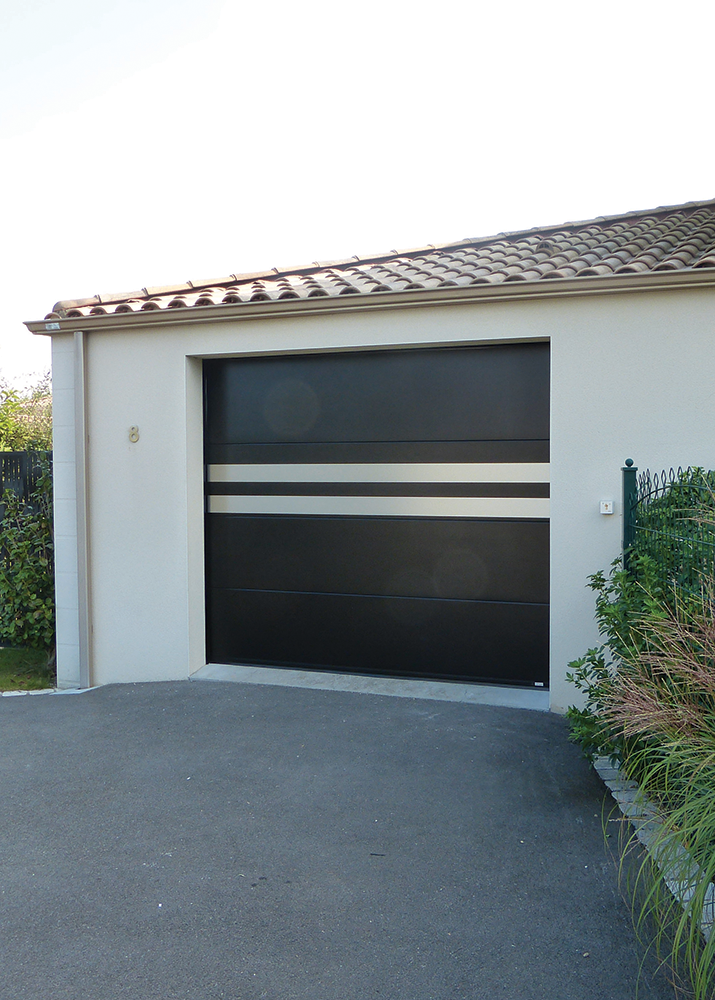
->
[0,663,549,712]
[192,663,550,710]
[0,669,551,712]
[594,757,715,940]
[7,678,713,940]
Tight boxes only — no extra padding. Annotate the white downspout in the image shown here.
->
[74,330,92,688]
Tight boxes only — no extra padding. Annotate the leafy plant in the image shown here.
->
[0,459,55,661]
[566,553,666,763]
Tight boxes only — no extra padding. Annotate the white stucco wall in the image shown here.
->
[49,285,715,709]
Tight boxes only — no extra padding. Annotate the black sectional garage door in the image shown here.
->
[204,343,549,686]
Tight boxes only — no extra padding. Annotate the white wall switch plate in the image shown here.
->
[600,500,614,515]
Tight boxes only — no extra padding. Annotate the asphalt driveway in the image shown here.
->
[0,680,675,999]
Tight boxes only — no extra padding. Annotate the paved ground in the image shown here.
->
[0,680,676,1000]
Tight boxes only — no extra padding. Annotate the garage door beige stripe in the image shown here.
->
[208,495,549,518]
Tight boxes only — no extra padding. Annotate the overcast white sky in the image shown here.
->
[2,0,714,384]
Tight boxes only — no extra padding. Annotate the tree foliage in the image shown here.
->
[0,372,52,451]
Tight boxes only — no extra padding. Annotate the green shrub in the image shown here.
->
[566,552,666,763]
[0,459,55,656]
[633,467,715,597]
[567,469,715,999]
[567,467,715,764]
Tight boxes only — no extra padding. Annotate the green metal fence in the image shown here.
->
[623,461,715,596]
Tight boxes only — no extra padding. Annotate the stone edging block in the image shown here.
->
[594,756,715,939]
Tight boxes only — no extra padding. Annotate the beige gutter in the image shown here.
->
[25,267,715,336]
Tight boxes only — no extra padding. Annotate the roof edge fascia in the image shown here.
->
[26,267,715,336]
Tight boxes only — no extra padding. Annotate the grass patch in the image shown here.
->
[0,646,55,691]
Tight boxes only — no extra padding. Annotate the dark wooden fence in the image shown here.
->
[0,451,51,522]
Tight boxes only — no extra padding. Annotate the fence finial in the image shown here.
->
[622,459,638,569]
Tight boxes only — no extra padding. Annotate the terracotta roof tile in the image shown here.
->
[48,198,715,319]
